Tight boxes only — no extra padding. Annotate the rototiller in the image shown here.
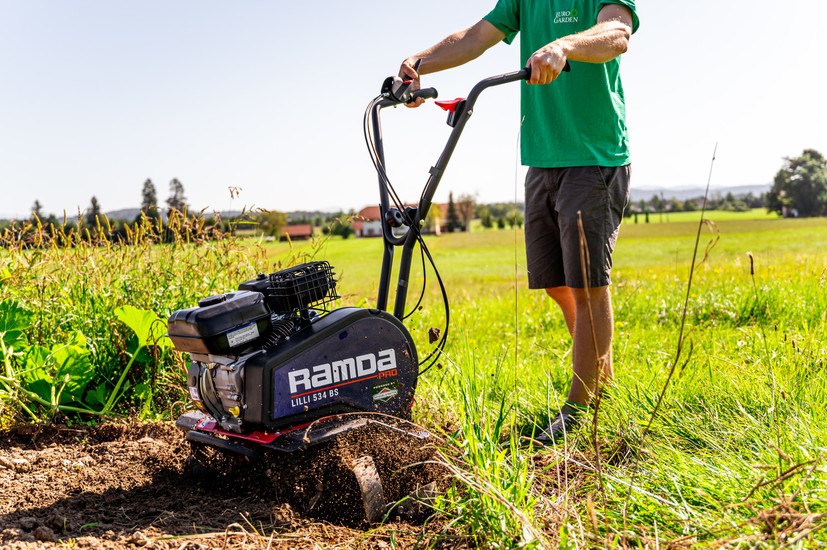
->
[167,63,567,522]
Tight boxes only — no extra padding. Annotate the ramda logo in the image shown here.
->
[288,349,397,394]
[554,8,579,23]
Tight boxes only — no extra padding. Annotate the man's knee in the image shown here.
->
[570,285,610,306]
[545,286,572,303]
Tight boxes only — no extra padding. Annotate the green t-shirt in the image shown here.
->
[484,0,639,168]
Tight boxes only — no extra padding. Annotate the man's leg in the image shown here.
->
[545,286,576,337]
[545,285,613,405]
[569,285,614,405]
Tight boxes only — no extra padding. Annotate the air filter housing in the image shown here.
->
[266,261,339,314]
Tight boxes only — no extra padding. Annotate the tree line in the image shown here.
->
[1,179,242,246]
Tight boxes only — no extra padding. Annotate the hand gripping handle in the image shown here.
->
[518,60,572,81]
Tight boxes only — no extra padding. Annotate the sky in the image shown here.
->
[1,0,825,219]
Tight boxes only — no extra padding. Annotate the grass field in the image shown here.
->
[259,212,827,547]
[1,210,826,547]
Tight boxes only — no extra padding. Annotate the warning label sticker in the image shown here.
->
[227,322,259,347]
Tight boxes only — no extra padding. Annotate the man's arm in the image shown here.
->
[527,4,633,85]
[399,20,505,107]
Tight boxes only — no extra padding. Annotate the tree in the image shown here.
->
[31,200,43,221]
[767,149,827,217]
[455,193,477,231]
[86,196,101,226]
[140,179,159,219]
[648,194,665,214]
[506,208,524,228]
[166,178,188,216]
[478,206,493,229]
[326,211,355,239]
[43,213,60,229]
[637,199,648,214]
[333,223,354,239]
[446,192,461,232]
[256,210,288,237]
[744,192,765,209]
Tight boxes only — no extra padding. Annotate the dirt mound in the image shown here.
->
[262,424,443,523]
[0,421,453,549]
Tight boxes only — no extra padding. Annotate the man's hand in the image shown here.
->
[399,58,425,108]
[526,42,568,85]
[397,20,504,106]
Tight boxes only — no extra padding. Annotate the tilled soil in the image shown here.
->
[0,421,456,549]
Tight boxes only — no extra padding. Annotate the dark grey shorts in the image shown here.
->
[524,165,630,289]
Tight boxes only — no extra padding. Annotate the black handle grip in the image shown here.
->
[411,87,438,101]
[519,61,572,81]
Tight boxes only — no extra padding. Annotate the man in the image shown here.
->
[399,0,639,442]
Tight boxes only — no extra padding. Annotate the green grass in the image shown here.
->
[632,207,779,223]
[2,212,826,547]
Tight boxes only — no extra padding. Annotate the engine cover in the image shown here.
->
[188,307,418,433]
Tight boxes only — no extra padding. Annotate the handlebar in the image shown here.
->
[381,61,570,106]
[373,61,573,240]
[411,87,438,102]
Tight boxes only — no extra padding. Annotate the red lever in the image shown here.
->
[435,98,465,114]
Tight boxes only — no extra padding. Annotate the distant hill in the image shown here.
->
[57,208,247,224]
[99,208,245,222]
[630,184,771,203]
[102,208,140,221]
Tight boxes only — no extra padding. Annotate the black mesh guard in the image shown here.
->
[267,261,339,314]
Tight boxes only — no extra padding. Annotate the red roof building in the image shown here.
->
[280,224,313,241]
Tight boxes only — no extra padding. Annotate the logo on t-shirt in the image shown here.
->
[554,9,579,24]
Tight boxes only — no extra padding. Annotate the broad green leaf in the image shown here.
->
[20,345,53,402]
[17,334,95,406]
[85,382,109,408]
[0,300,33,354]
[51,331,94,403]
[114,305,172,349]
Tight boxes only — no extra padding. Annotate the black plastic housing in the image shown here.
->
[242,307,418,431]
[167,290,271,355]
